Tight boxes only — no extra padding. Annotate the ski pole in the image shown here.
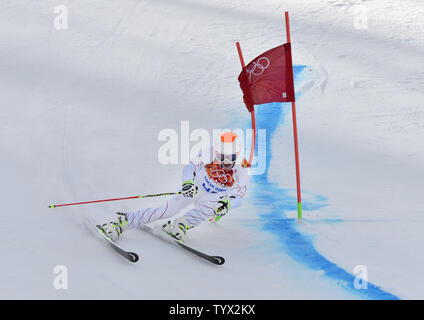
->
[48,192,181,208]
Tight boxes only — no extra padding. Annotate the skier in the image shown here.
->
[99,131,250,241]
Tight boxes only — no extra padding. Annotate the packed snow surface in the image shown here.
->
[1,0,423,299]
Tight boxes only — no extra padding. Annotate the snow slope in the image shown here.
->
[0,0,422,299]
[274,0,424,299]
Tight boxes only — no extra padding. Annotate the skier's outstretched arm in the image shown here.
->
[214,167,250,217]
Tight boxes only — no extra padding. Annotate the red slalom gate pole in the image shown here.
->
[48,192,181,209]
[236,41,256,167]
[285,11,303,222]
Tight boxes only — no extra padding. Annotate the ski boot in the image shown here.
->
[162,216,193,241]
[97,212,129,241]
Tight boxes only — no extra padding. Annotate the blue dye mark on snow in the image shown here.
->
[234,65,399,300]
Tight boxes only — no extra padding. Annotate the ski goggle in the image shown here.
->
[216,153,237,163]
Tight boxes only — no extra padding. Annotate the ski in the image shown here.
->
[86,217,139,263]
[176,241,225,265]
[142,225,225,265]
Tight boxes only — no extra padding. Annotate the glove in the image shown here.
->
[181,180,198,198]
[214,197,231,217]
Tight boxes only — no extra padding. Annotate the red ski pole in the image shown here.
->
[48,192,181,208]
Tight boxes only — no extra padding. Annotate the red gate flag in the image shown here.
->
[238,43,295,112]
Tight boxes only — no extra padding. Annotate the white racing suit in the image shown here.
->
[126,151,250,229]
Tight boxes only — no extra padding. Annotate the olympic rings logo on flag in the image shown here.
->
[246,57,270,80]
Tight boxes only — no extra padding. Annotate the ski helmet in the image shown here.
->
[213,131,241,170]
